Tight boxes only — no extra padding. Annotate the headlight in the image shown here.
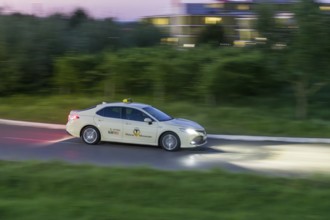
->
[179,128,198,135]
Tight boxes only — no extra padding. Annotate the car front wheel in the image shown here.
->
[81,126,100,145]
[160,132,180,151]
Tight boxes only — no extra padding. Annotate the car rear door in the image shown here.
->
[94,106,123,142]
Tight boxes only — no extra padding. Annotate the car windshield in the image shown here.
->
[143,106,173,122]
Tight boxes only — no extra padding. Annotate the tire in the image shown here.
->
[159,132,181,151]
[81,126,100,145]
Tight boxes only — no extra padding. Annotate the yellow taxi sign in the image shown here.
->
[123,98,133,103]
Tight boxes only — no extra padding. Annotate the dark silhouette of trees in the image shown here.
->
[197,24,226,46]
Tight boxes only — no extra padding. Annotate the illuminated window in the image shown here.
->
[320,6,330,11]
[238,29,256,41]
[234,40,247,47]
[162,37,178,43]
[205,17,222,24]
[206,3,224,8]
[237,5,250,10]
[152,18,169,25]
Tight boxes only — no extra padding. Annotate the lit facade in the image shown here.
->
[143,0,329,47]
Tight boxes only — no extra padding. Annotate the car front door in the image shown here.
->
[122,107,158,145]
[94,106,123,142]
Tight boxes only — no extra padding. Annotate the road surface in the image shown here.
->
[1,121,330,176]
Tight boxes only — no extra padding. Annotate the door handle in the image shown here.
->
[125,122,131,125]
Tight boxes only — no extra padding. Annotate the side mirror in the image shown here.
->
[144,118,153,125]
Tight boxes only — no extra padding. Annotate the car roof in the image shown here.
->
[97,102,151,109]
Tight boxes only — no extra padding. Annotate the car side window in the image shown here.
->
[123,108,148,122]
[96,107,121,119]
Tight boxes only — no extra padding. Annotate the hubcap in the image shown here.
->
[162,134,177,150]
[83,128,98,144]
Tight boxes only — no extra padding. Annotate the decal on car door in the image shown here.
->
[108,128,120,135]
[133,128,141,137]
[125,128,152,138]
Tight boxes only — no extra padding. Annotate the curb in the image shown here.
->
[1,118,330,144]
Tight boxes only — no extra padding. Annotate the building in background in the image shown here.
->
[143,0,329,47]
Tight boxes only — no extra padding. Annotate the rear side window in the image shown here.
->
[123,107,149,122]
[96,107,121,119]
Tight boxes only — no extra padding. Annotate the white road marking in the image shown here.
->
[3,136,78,145]
[4,137,50,142]
[0,119,65,129]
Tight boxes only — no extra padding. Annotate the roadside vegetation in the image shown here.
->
[0,0,329,136]
[0,161,330,220]
[2,95,330,138]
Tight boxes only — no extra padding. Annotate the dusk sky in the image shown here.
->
[0,0,214,21]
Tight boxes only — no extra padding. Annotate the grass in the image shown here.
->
[1,95,330,137]
[2,95,329,219]
[0,161,330,220]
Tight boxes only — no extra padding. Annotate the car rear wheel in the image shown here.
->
[160,132,180,151]
[81,126,100,145]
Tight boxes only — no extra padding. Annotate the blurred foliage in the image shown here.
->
[255,3,294,47]
[196,24,227,46]
[126,22,164,47]
[255,0,330,119]
[0,1,330,121]
[53,46,283,104]
[0,9,162,95]
[287,0,330,119]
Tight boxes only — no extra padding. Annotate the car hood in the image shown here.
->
[164,118,204,130]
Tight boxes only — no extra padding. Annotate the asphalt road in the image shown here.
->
[1,123,330,176]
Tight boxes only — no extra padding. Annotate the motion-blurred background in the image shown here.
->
[1,1,330,219]
[0,0,329,136]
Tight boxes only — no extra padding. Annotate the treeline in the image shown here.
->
[0,9,163,94]
[0,0,330,119]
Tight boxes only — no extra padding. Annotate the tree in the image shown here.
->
[255,3,294,48]
[68,8,89,28]
[197,24,226,46]
[54,54,102,94]
[200,49,281,104]
[287,0,330,119]
[125,22,163,47]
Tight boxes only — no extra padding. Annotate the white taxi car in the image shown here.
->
[66,99,207,151]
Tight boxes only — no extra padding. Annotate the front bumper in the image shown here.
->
[179,130,207,148]
[190,135,207,146]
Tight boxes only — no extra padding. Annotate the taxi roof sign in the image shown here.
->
[123,98,133,104]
